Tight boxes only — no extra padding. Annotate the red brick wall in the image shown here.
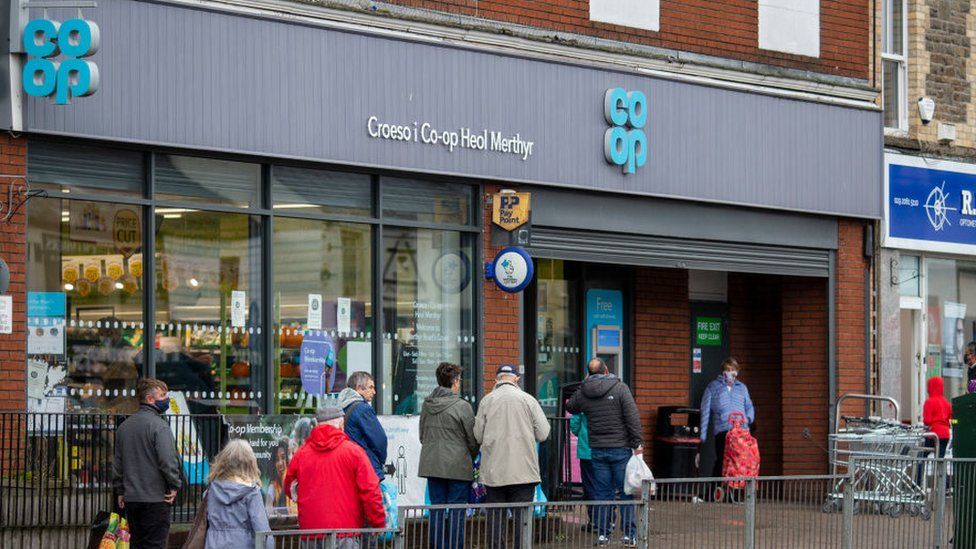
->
[481,185,521,395]
[836,219,868,416]
[0,135,27,412]
[781,276,829,474]
[384,0,870,79]
[632,266,689,459]
[729,272,783,476]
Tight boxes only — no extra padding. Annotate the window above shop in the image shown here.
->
[271,166,373,218]
[28,141,145,197]
[381,177,474,226]
[155,154,261,209]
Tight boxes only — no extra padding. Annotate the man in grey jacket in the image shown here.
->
[112,378,182,549]
[474,363,550,549]
[565,358,643,547]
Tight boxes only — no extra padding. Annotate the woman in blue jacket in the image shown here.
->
[699,357,755,478]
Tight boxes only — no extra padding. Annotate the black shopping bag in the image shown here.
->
[87,510,111,549]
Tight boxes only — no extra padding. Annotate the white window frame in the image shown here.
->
[882,0,908,132]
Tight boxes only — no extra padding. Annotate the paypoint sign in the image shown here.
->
[603,88,647,174]
[492,191,531,231]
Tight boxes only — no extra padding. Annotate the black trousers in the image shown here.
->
[485,483,536,549]
[125,501,171,549]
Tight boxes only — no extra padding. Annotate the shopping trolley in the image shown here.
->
[822,394,938,519]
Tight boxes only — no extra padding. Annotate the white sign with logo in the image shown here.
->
[307,294,323,330]
[488,246,534,293]
[0,295,11,334]
[337,297,351,335]
[231,290,246,328]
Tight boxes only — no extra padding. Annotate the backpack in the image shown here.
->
[722,411,760,489]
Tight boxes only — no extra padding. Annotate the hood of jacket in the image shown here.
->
[423,386,459,415]
[927,376,945,398]
[338,387,366,410]
[306,423,348,453]
[208,479,258,506]
[580,374,621,399]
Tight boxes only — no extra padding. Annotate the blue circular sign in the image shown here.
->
[491,246,534,293]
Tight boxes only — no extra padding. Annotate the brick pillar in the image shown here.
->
[836,219,869,416]
[781,276,829,474]
[481,185,520,396]
[0,135,27,412]
[729,272,784,475]
[632,266,689,463]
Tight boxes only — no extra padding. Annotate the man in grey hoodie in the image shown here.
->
[112,378,182,549]
[419,362,478,549]
[565,358,643,547]
[338,371,388,481]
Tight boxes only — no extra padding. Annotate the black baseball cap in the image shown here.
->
[496,363,519,377]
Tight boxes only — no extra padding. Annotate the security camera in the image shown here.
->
[918,97,936,125]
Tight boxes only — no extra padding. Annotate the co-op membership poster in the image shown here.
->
[226,414,423,516]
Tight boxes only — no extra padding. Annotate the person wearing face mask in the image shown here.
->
[112,378,182,549]
[699,358,755,479]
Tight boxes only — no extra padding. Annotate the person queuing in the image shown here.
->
[568,412,596,532]
[565,358,643,548]
[699,357,755,477]
[112,378,182,549]
[204,439,270,549]
[419,362,479,549]
[474,364,551,549]
[284,405,385,548]
[339,372,388,482]
[923,376,953,458]
[966,341,976,393]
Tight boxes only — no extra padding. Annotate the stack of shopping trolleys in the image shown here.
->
[822,394,938,519]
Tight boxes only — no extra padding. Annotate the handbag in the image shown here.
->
[181,490,209,549]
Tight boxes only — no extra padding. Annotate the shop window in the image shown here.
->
[28,141,144,197]
[154,209,264,414]
[381,178,473,226]
[27,197,145,413]
[272,166,373,217]
[382,227,476,414]
[533,259,581,415]
[155,154,261,209]
[925,258,974,402]
[273,218,372,413]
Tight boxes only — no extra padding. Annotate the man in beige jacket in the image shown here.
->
[474,363,551,549]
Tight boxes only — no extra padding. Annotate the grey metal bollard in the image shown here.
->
[842,472,854,549]
[521,503,534,548]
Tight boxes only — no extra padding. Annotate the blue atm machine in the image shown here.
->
[592,325,623,374]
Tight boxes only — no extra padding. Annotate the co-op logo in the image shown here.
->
[603,88,647,174]
[22,18,100,105]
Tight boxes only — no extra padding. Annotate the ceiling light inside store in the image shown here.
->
[61,189,70,193]
[272,203,318,209]
[163,214,182,219]
[188,278,200,288]
[156,208,196,214]
[115,282,124,289]
[64,283,74,291]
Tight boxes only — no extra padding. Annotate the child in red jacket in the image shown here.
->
[923,376,952,458]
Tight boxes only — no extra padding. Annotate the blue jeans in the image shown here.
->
[427,478,469,549]
[590,447,635,539]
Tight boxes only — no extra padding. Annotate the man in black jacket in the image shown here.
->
[112,378,182,549]
[565,358,643,547]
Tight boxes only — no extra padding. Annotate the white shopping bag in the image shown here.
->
[624,454,656,496]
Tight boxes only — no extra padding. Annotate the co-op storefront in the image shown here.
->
[4,0,880,476]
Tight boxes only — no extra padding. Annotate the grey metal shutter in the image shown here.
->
[528,227,830,278]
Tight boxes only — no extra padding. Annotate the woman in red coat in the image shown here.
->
[922,376,952,458]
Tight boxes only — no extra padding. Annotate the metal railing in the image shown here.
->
[256,458,976,549]
[0,412,227,530]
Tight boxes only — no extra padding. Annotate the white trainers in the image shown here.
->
[595,535,611,546]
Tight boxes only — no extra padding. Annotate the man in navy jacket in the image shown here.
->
[338,371,388,481]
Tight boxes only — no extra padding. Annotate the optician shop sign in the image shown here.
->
[22,17,100,104]
[366,116,535,161]
[886,153,976,255]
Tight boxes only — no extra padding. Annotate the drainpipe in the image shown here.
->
[864,224,874,414]
[828,251,837,435]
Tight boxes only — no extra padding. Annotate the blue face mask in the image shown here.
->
[723,371,737,385]
[153,398,170,413]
